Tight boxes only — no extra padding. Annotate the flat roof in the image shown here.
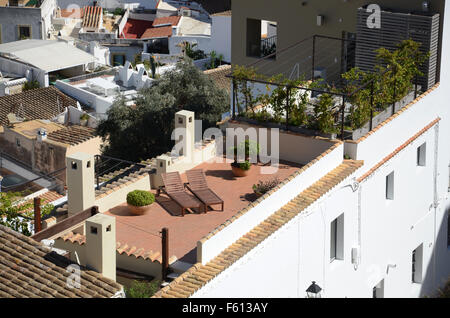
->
[103,158,303,263]
[0,40,95,72]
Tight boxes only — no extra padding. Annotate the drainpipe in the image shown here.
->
[432,123,440,290]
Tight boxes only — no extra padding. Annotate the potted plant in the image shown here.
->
[231,160,252,177]
[127,190,155,215]
[230,140,260,177]
[80,113,90,126]
[252,177,280,198]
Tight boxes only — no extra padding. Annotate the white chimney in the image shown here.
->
[85,214,116,281]
[66,152,95,217]
[174,110,195,159]
[172,26,179,36]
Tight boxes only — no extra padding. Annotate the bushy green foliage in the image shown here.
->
[23,80,40,91]
[113,7,125,16]
[125,280,160,298]
[0,191,53,236]
[96,59,229,161]
[232,160,251,171]
[126,190,155,207]
[311,93,337,134]
[342,39,428,129]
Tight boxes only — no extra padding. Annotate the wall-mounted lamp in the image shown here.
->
[306,281,322,298]
[317,15,324,26]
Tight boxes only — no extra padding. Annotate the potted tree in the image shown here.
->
[127,190,155,215]
[231,140,260,177]
[252,177,280,198]
[80,113,90,126]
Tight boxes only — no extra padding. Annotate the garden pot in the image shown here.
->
[128,203,152,215]
[232,165,250,177]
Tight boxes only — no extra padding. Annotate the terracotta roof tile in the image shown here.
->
[0,87,77,126]
[0,224,122,298]
[82,6,102,29]
[204,65,231,93]
[357,118,440,182]
[58,233,176,264]
[47,125,96,146]
[153,160,363,298]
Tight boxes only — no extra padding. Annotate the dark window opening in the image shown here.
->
[147,38,169,55]
[18,26,31,40]
[246,19,277,59]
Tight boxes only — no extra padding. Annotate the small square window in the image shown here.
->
[16,139,21,147]
[106,225,111,232]
[417,143,426,166]
[189,117,192,123]
[87,161,91,168]
[71,161,77,170]
[386,171,394,200]
[90,226,98,235]
[412,244,423,284]
[178,117,183,124]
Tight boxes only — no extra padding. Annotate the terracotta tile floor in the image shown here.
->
[104,158,302,264]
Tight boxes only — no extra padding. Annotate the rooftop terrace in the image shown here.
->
[104,157,302,264]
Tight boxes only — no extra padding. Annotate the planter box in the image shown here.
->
[349,88,419,141]
[235,116,337,139]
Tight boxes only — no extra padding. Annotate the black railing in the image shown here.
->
[230,34,427,141]
[94,155,151,191]
[261,35,277,58]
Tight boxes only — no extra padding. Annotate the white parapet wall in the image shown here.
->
[95,174,151,213]
[197,141,344,265]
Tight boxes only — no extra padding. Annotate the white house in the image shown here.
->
[153,1,450,298]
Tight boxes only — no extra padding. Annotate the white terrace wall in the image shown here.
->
[95,174,151,213]
[226,120,336,165]
[54,239,163,280]
[197,141,344,265]
[0,57,48,87]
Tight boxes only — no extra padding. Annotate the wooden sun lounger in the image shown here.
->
[160,172,204,217]
[185,169,224,212]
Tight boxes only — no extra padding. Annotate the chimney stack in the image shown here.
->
[174,110,195,159]
[85,214,116,281]
[66,152,95,217]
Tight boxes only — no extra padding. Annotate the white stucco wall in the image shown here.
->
[211,15,231,63]
[191,1,450,298]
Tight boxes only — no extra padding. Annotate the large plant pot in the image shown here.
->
[232,165,250,177]
[128,203,152,215]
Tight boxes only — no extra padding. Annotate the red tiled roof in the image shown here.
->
[141,26,173,39]
[357,117,441,183]
[140,16,181,39]
[83,6,102,29]
[58,232,177,264]
[119,18,153,39]
[152,16,181,27]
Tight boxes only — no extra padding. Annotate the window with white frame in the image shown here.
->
[330,213,344,262]
[386,171,395,200]
[412,244,423,284]
[417,143,426,166]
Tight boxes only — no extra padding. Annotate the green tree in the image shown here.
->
[125,280,160,298]
[96,59,229,161]
[0,191,53,236]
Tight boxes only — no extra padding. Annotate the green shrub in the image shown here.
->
[252,177,280,195]
[125,280,160,298]
[23,80,40,91]
[113,7,125,16]
[126,190,155,207]
[232,160,251,171]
